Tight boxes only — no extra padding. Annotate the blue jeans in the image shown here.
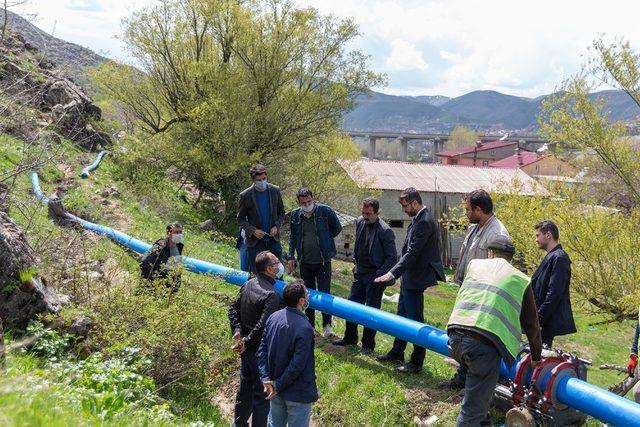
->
[247,238,283,273]
[268,396,312,427]
[449,332,501,427]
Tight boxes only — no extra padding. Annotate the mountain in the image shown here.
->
[345,89,640,132]
[3,9,109,84]
[344,91,463,133]
[440,90,541,129]
[404,95,451,107]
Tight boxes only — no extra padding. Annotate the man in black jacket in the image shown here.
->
[374,188,445,373]
[237,164,286,273]
[139,221,184,292]
[530,220,576,348]
[228,251,282,427]
[333,198,397,352]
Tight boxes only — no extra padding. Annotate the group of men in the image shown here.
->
[226,163,582,426]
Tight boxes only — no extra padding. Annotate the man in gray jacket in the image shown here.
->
[440,189,512,391]
[237,164,286,273]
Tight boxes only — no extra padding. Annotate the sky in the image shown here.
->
[13,0,640,98]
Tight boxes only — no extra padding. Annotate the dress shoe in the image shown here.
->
[436,377,465,391]
[361,346,374,354]
[332,338,357,346]
[396,362,423,373]
[376,353,404,364]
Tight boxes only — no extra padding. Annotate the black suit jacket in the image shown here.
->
[530,244,577,338]
[389,207,445,291]
[237,183,285,247]
[353,217,398,278]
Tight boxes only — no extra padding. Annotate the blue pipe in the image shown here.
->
[30,172,640,426]
[81,150,109,178]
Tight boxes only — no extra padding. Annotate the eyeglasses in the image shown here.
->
[400,202,411,208]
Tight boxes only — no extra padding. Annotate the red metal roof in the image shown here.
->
[341,159,548,196]
[436,140,518,157]
[490,151,547,168]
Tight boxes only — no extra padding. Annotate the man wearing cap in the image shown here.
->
[447,235,542,426]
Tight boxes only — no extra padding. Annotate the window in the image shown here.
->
[449,158,458,165]
[388,220,404,228]
[482,160,489,167]
[535,164,540,172]
[490,150,496,155]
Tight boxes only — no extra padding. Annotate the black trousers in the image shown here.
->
[234,347,269,427]
[388,287,426,366]
[301,261,332,327]
[344,271,385,349]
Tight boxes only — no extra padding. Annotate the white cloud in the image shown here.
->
[13,0,640,97]
[439,50,461,62]
[385,39,429,71]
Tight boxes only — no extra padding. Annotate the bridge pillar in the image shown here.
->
[368,136,376,159]
[399,137,408,161]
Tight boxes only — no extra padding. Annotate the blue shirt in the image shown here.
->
[255,189,271,233]
[258,307,318,403]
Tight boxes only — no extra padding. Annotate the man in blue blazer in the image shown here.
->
[530,220,576,348]
[333,197,397,352]
[374,188,445,373]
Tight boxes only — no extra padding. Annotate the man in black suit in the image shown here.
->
[237,164,286,273]
[333,198,397,352]
[530,220,576,348]
[374,188,445,373]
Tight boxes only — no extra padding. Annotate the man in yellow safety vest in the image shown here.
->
[447,235,543,426]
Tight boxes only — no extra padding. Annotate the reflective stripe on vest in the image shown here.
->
[448,258,530,358]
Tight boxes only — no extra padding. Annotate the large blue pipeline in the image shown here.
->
[31,172,640,426]
[81,150,109,178]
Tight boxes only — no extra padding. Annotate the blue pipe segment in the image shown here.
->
[30,172,640,426]
[81,150,109,179]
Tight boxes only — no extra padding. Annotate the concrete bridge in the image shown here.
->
[345,130,549,161]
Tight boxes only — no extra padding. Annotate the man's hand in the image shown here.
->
[627,353,638,376]
[374,272,393,284]
[269,226,278,237]
[253,229,267,239]
[231,332,245,354]
[263,381,277,400]
[287,259,295,275]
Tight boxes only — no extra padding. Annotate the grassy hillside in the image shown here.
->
[0,134,637,426]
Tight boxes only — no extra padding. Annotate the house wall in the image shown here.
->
[522,156,577,177]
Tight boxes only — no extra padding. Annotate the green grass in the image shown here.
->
[1,134,637,426]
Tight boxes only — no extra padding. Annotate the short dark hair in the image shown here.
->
[166,221,182,232]
[255,251,273,273]
[535,220,559,240]
[465,189,493,214]
[250,164,267,179]
[362,197,379,213]
[283,281,306,308]
[399,187,422,205]
[296,188,313,200]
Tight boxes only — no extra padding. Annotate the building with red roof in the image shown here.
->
[490,148,576,177]
[435,140,519,166]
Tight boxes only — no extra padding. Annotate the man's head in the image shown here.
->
[255,251,282,279]
[362,197,380,224]
[464,189,493,224]
[398,187,422,217]
[486,235,515,262]
[166,221,184,245]
[283,280,309,311]
[250,164,268,191]
[296,188,315,213]
[535,220,559,252]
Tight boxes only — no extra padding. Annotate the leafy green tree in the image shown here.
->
[92,0,383,212]
[446,125,478,150]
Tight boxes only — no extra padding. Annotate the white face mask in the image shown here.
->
[254,179,268,191]
[172,233,184,244]
[300,202,314,213]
